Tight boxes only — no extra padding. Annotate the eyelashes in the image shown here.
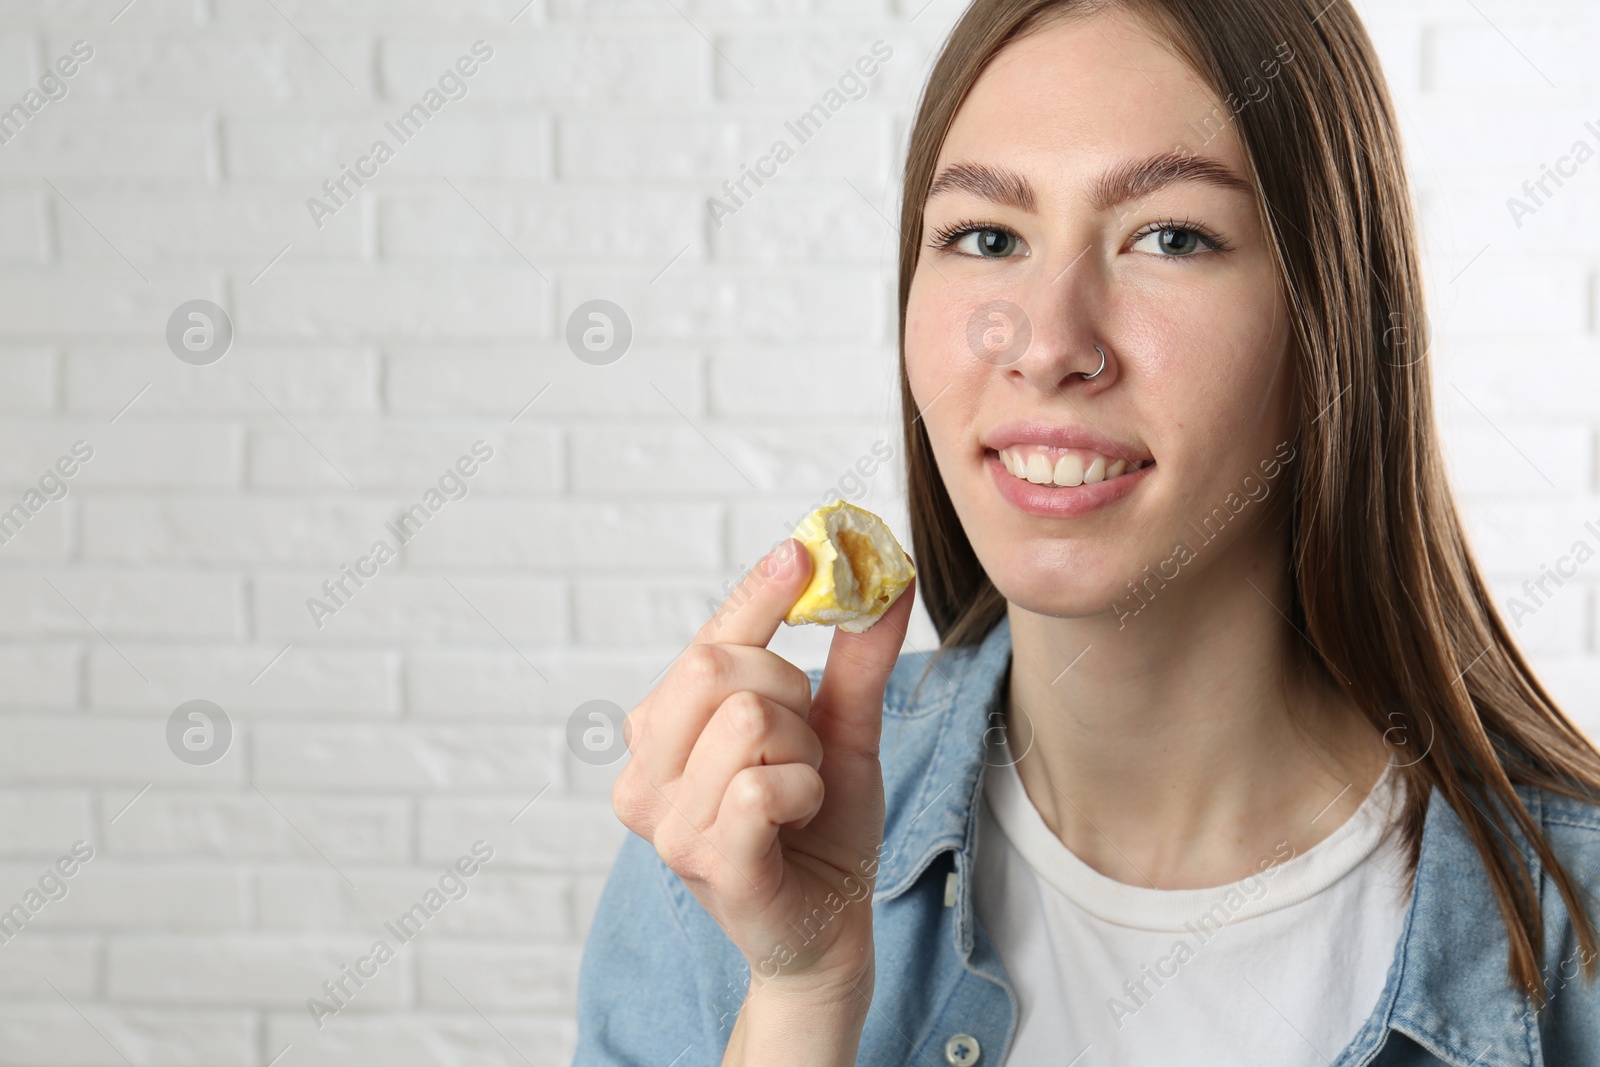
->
[927,216,1233,258]
[927,217,1019,253]
[1129,215,1234,255]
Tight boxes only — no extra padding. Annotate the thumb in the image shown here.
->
[810,569,916,756]
[692,536,814,649]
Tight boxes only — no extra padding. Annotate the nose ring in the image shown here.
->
[1082,345,1107,380]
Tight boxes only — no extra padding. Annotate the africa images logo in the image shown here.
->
[1111,441,1295,628]
[306,441,494,629]
[305,841,495,1030]
[305,40,495,230]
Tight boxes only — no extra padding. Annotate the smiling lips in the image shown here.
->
[993,445,1154,488]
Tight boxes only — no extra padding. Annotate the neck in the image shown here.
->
[1001,543,1388,890]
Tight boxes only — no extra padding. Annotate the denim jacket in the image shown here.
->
[573,614,1600,1066]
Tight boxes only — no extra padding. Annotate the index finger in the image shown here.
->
[691,537,815,649]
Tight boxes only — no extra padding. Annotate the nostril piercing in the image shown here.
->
[1081,344,1107,380]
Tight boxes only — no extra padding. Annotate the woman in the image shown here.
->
[574,1,1600,1064]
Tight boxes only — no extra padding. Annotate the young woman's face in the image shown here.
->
[905,10,1298,623]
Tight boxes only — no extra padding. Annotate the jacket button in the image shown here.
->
[944,1033,981,1065]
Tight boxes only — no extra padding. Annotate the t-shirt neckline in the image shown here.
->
[981,731,1404,932]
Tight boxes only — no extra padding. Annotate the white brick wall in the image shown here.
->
[0,0,1595,1063]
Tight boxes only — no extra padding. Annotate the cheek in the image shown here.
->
[906,270,1007,388]
[905,285,987,484]
[1123,276,1291,433]
[903,278,968,408]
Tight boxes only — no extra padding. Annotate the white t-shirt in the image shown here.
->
[972,731,1411,1066]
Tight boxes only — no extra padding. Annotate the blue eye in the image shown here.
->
[929,221,1027,258]
[1129,219,1229,258]
[927,216,1231,261]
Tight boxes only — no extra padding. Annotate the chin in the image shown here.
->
[981,546,1144,623]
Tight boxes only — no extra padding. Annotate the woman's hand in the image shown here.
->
[611,535,915,1001]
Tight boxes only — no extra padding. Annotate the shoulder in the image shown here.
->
[1536,786,1600,838]
[1525,783,1600,895]
[1516,784,1600,964]
[1531,784,1600,916]
[1522,785,1600,1038]
[1395,781,1600,1059]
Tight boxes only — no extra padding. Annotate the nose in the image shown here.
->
[1002,252,1116,394]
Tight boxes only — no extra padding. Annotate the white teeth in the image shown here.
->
[1051,453,1084,487]
[997,446,1146,488]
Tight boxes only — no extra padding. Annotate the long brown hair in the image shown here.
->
[896,0,1600,1000]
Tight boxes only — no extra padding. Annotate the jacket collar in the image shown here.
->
[1369,778,1544,1067]
[872,612,1013,904]
[874,612,1543,1067]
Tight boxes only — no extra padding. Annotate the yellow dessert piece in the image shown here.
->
[782,500,915,633]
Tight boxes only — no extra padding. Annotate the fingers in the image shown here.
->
[717,763,827,866]
[675,690,825,829]
[626,643,814,784]
[810,571,916,757]
[691,537,814,650]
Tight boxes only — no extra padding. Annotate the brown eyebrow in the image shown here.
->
[925,160,1038,212]
[926,151,1255,214]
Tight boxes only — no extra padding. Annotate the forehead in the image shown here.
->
[938,11,1245,188]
